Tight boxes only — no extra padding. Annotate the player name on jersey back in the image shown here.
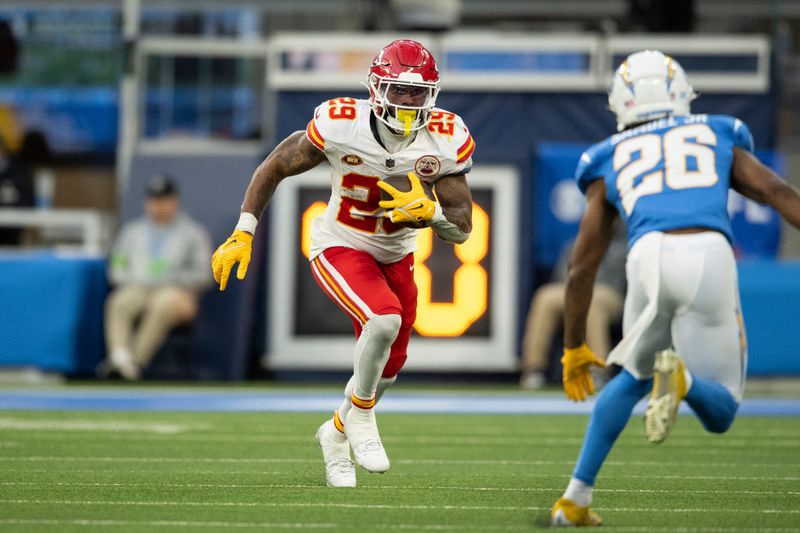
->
[578,114,754,248]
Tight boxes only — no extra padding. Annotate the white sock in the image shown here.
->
[564,477,593,507]
[375,376,397,403]
[336,376,356,428]
[353,315,400,400]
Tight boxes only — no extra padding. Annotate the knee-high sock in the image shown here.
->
[352,314,401,401]
[573,369,652,486]
[685,377,739,433]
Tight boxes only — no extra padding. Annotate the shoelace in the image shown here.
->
[360,439,384,453]
[326,458,354,474]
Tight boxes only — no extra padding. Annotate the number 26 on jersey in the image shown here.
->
[614,123,719,215]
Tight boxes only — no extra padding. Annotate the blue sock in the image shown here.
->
[573,369,652,486]
[685,377,739,433]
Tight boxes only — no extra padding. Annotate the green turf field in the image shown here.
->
[1,409,798,531]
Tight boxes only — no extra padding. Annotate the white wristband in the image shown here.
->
[431,202,446,224]
[235,212,258,235]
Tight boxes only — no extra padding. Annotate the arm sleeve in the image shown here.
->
[305,107,326,152]
[575,149,602,195]
[732,118,755,153]
[453,116,476,174]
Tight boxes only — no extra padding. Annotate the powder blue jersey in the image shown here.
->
[576,114,754,247]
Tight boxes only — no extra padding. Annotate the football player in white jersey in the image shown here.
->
[211,40,475,487]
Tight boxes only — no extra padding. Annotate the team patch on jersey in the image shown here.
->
[415,155,441,177]
[341,154,363,166]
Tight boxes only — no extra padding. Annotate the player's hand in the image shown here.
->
[378,172,437,226]
[211,229,253,291]
[561,343,607,402]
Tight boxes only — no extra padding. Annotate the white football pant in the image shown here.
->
[607,231,747,401]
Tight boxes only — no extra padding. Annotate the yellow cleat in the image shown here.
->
[644,349,688,444]
[551,497,603,527]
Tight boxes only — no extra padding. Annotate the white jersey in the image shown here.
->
[305,98,475,264]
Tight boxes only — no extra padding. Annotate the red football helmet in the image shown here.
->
[365,39,441,136]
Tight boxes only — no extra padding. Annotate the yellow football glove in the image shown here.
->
[211,229,253,291]
[561,343,607,402]
[377,171,437,226]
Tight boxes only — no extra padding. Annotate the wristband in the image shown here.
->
[235,212,258,235]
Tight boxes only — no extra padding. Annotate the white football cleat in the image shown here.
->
[644,349,688,444]
[345,406,390,473]
[316,419,356,487]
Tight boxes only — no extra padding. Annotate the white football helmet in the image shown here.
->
[608,50,696,132]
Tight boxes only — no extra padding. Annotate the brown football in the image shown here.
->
[379,174,435,202]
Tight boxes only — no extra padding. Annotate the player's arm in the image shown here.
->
[731,147,800,230]
[561,179,616,401]
[212,131,325,291]
[430,173,472,244]
[241,131,326,220]
[564,180,617,347]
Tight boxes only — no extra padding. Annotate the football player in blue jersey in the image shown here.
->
[550,50,800,527]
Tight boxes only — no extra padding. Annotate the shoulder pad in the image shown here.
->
[306,98,366,150]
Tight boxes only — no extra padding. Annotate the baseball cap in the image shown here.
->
[145,175,178,198]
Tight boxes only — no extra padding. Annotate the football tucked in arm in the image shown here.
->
[379,174,436,228]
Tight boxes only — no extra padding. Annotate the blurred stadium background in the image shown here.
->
[1,1,800,530]
[1,0,799,381]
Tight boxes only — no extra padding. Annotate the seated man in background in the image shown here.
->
[519,224,626,389]
[99,175,212,380]
[0,139,34,245]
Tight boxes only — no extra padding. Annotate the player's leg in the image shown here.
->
[670,233,744,434]
[552,369,652,527]
[378,252,417,388]
[310,247,401,474]
[553,232,671,527]
[520,283,565,388]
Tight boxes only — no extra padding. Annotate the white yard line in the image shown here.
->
[2,481,798,496]
[0,456,797,470]
[5,468,799,482]
[0,418,202,434]
[0,520,529,531]
[7,431,800,449]
[0,520,796,532]
[1,499,799,514]
[0,519,336,529]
